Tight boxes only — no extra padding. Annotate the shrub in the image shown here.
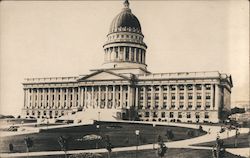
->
[165,129,174,140]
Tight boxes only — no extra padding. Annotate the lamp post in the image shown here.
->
[98,112,100,121]
[135,130,140,158]
[96,125,100,149]
[153,123,156,149]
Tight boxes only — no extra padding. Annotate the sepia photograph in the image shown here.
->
[0,0,249,157]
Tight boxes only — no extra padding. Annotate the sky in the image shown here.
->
[0,0,249,116]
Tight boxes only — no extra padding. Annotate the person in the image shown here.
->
[9,143,14,152]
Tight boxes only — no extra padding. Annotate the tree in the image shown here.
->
[165,129,174,140]
[58,136,69,158]
[24,136,33,158]
[104,135,112,158]
[157,141,167,158]
[212,137,225,158]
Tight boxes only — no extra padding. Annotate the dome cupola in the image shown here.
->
[102,0,148,73]
[109,0,141,34]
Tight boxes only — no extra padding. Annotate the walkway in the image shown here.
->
[0,121,249,157]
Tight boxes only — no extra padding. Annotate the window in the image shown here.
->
[205,84,211,90]
[188,102,192,109]
[197,102,201,109]
[187,112,191,118]
[179,85,184,91]
[145,112,150,117]
[163,93,167,100]
[155,86,159,91]
[153,112,157,118]
[139,93,143,100]
[188,93,193,100]
[206,92,211,99]
[197,93,202,99]
[163,102,167,109]
[171,93,175,100]
[170,112,174,118]
[187,85,193,90]
[205,112,209,119]
[205,102,210,109]
[155,93,159,100]
[161,112,165,118]
[171,102,175,109]
[163,86,168,91]
[179,93,184,100]
[179,102,184,109]
[147,93,151,100]
[178,112,182,118]
[170,86,176,91]
[147,87,151,91]
[154,101,159,109]
[195,113,200,119]
[196,85,202,90]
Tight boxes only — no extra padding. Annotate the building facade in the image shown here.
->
[22,0,233,123]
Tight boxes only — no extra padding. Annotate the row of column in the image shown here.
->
[135,84,218,111]
[104,46,146,64]
[24,85,134,110]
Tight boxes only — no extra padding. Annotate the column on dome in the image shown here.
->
[129,47,132,61]
[138,49,141,63]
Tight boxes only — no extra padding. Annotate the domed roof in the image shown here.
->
[109,0,141,33]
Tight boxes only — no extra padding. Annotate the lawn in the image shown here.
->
[10,148,244,158]
[193,133,250,148]
[0,121,206,153]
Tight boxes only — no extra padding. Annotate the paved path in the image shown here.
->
[0,121,249,157]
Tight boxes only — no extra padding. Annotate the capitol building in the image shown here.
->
[22,0,233,123]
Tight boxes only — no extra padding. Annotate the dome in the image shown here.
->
[109,1,141,33]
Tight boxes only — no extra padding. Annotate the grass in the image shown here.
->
[10,148,244,158]
[0,121,206,153]
[193,133,250,148]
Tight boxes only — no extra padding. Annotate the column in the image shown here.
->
[105,86,108,108]
[192,84,196,110]
[201,84,206,110]
[210,84,214,110]
[23,89,27,108]
[129,47,132,61]
[142,50,145,63]
[138,49,141,63]
[91,87,94,108]
[60,88,63,109]
[98,86,101,108]
[135,87,139,108]
[123,47,126,61]
[159,85,163,109]
[175,85,179,110]
[84,87,87,108]
[113,86,115,108]
[215,84,221,110]
[151,86,154,110]
[143,86,147,109]
[184,85,188,109]
[120,85,123,108]
[72,88,75,108]
[128,85,131,108]
[167,85,171,110]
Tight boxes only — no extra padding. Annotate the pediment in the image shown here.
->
[78,70,131,81]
